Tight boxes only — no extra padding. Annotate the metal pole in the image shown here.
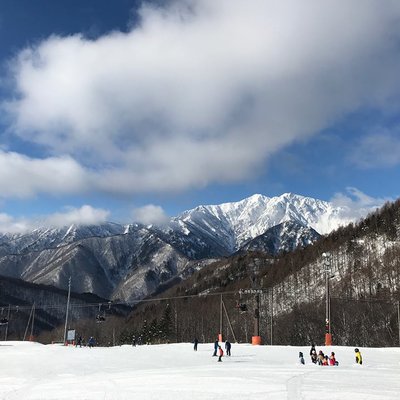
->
[63,277,71,345]
[4,304,10,341]
[30,303,35,340]
[219,294,223,342]
[323,253,332,345]
[254,293,260,337]
[222,300,237,343]
[326,267,329,332]
[270,287,273,346]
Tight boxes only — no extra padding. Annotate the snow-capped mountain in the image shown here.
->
[170,193,345,253]
[0,193,352,303]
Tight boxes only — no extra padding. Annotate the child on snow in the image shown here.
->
[317,350,325,365]
[355,348,362,365]
[329,352,339,366]
[218,345,224,362]
[299,352,305,365]
[310,346,318,364]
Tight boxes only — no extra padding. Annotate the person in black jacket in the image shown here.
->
[193,338,199,351]
[225,340,231,356]
[310,344,317,364]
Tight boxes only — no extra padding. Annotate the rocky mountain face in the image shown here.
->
[240,220,321,254]
[0,193,348,303]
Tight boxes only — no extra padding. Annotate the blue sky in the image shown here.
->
[0,0,399,232]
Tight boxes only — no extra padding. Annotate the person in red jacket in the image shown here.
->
[218,345,224,362]
[329,352,337,366]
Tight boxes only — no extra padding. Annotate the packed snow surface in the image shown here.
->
[0,342,399,399]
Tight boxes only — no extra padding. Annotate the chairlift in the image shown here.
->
[0,308,8,325]
[235,302,248,313]
[95,304,106,323]
[96,315,106,323]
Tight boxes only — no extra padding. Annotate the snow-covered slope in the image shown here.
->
[0,342,398,399]
[240,220,321,254]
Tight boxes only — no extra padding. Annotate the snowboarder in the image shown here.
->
[355,348,362,365]
[225,340,231,356]
[193,338,199,351]
[299,352,305,365]
[212,340,219,356]
[217,345,224,362]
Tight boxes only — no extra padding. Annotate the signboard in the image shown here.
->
[67,329,76,341]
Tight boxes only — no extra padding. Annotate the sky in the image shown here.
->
[0,342,399,399]
[0,0,400,232]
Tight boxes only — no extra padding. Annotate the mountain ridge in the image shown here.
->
[0,192,358,303]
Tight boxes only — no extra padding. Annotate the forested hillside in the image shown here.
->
[101,199,400,348]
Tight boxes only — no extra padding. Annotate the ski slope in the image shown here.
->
[0,342,399,399]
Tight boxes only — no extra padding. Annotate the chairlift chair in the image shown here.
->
[95,304,106,323]
[0,308,8,325]
[235,302,248,313]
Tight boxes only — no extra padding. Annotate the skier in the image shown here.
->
[193,338,199,351]
[355,348,362,365]
[76,335,82,348]
[299,351,305,365]
[225,340,231,356]
[212,340,219,357]
[217,345,224,362]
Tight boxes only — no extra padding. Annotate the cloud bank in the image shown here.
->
[0,205,110,234]
[132,204,170,226]
[2,0,400,198]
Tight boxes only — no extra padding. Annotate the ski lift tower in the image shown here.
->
[240,288,263,345]
[249,263,263,345]
[322,252,332,346]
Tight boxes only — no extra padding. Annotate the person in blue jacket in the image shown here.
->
[212,340,219,356]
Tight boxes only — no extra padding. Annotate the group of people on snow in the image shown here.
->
[192,338,232,362]
[305,344,362,366]
[308,345,338,366]
[212,339,232,361]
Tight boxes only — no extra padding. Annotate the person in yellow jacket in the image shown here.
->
[354,348,362,365]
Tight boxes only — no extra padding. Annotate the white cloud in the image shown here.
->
[43,205,110,227]
[0,205,110,233]
[0,151,88,198]
[0,213,30,234]
[331,187,390,220]
[2,0,400,197]
[131,204,170,226]
[313,187,390,234]
[350,130,400,169]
